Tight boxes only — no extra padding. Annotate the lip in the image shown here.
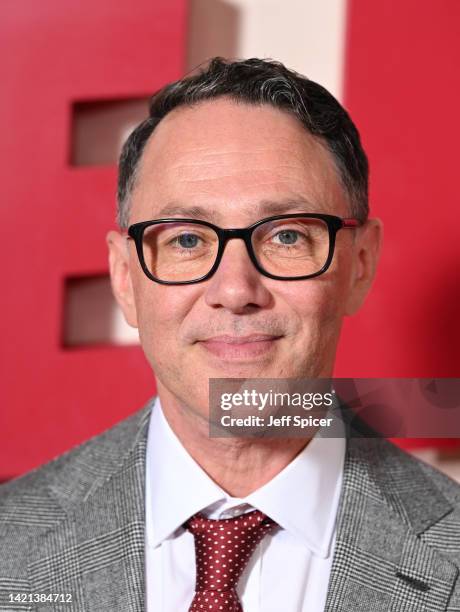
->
[198,334,282,359]
[201,334,280,343]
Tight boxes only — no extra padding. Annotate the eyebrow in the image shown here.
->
[256,198,318,215]
[156,197,319,221]
[156,204,218,220]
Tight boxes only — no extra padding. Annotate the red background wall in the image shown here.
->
[1,0,459,479]
[0,0,187,479]
[337,0,460,449]
[337,0,460,380]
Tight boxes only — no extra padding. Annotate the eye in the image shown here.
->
[272,229,300,245]
[174,233,201,249]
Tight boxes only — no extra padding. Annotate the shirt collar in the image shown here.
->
[146,396,345,558]
[244,424,345,557]
[146,397,227,548]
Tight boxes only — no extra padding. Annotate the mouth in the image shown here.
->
[197,334,283,360]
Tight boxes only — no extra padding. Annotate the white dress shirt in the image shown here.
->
[145,397,345,611]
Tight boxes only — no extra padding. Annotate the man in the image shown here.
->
[1,58,459,611]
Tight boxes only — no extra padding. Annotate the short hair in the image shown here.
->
[117,57,369,228]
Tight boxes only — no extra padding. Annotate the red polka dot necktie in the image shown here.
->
[184,509,276,611]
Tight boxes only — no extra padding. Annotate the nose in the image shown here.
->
[204,238,272,313]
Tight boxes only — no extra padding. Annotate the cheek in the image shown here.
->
[133,280,197,354]
[308,245,355,319]
[281,274,345,332]
[333,235,355,280]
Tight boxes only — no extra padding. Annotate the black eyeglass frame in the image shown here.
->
[127,213,363,285]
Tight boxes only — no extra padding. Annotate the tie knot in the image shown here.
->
[184,509,276,603]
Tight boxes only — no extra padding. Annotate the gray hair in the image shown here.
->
[117,57,369,228]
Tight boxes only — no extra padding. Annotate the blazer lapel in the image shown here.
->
[27,403,153,612]
[324,435,459,611]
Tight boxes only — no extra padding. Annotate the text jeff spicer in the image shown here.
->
[220,415,333,428]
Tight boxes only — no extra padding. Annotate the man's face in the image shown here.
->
[108,98,381,415]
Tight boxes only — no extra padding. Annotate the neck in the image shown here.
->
[157,385,311,498]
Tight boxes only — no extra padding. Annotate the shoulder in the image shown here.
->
[0,398,154,533]
[349,434,460,501]
[347,435,460,550]
[383,439,460,564]
[380,437,460,504]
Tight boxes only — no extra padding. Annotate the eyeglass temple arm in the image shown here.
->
[342,219,363,228]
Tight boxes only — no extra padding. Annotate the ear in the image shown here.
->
[106,230,138,328]
[344,218,383,316]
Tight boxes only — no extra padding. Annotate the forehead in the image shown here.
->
[130,98,348,223]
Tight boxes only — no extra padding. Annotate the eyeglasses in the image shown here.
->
[127,213,363,285]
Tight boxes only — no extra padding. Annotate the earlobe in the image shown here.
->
[344,219,383,316]
[106,230,139,328]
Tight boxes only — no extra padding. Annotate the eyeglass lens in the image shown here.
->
[141,217,330,282]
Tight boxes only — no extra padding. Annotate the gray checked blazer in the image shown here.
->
[1,397,460,611]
